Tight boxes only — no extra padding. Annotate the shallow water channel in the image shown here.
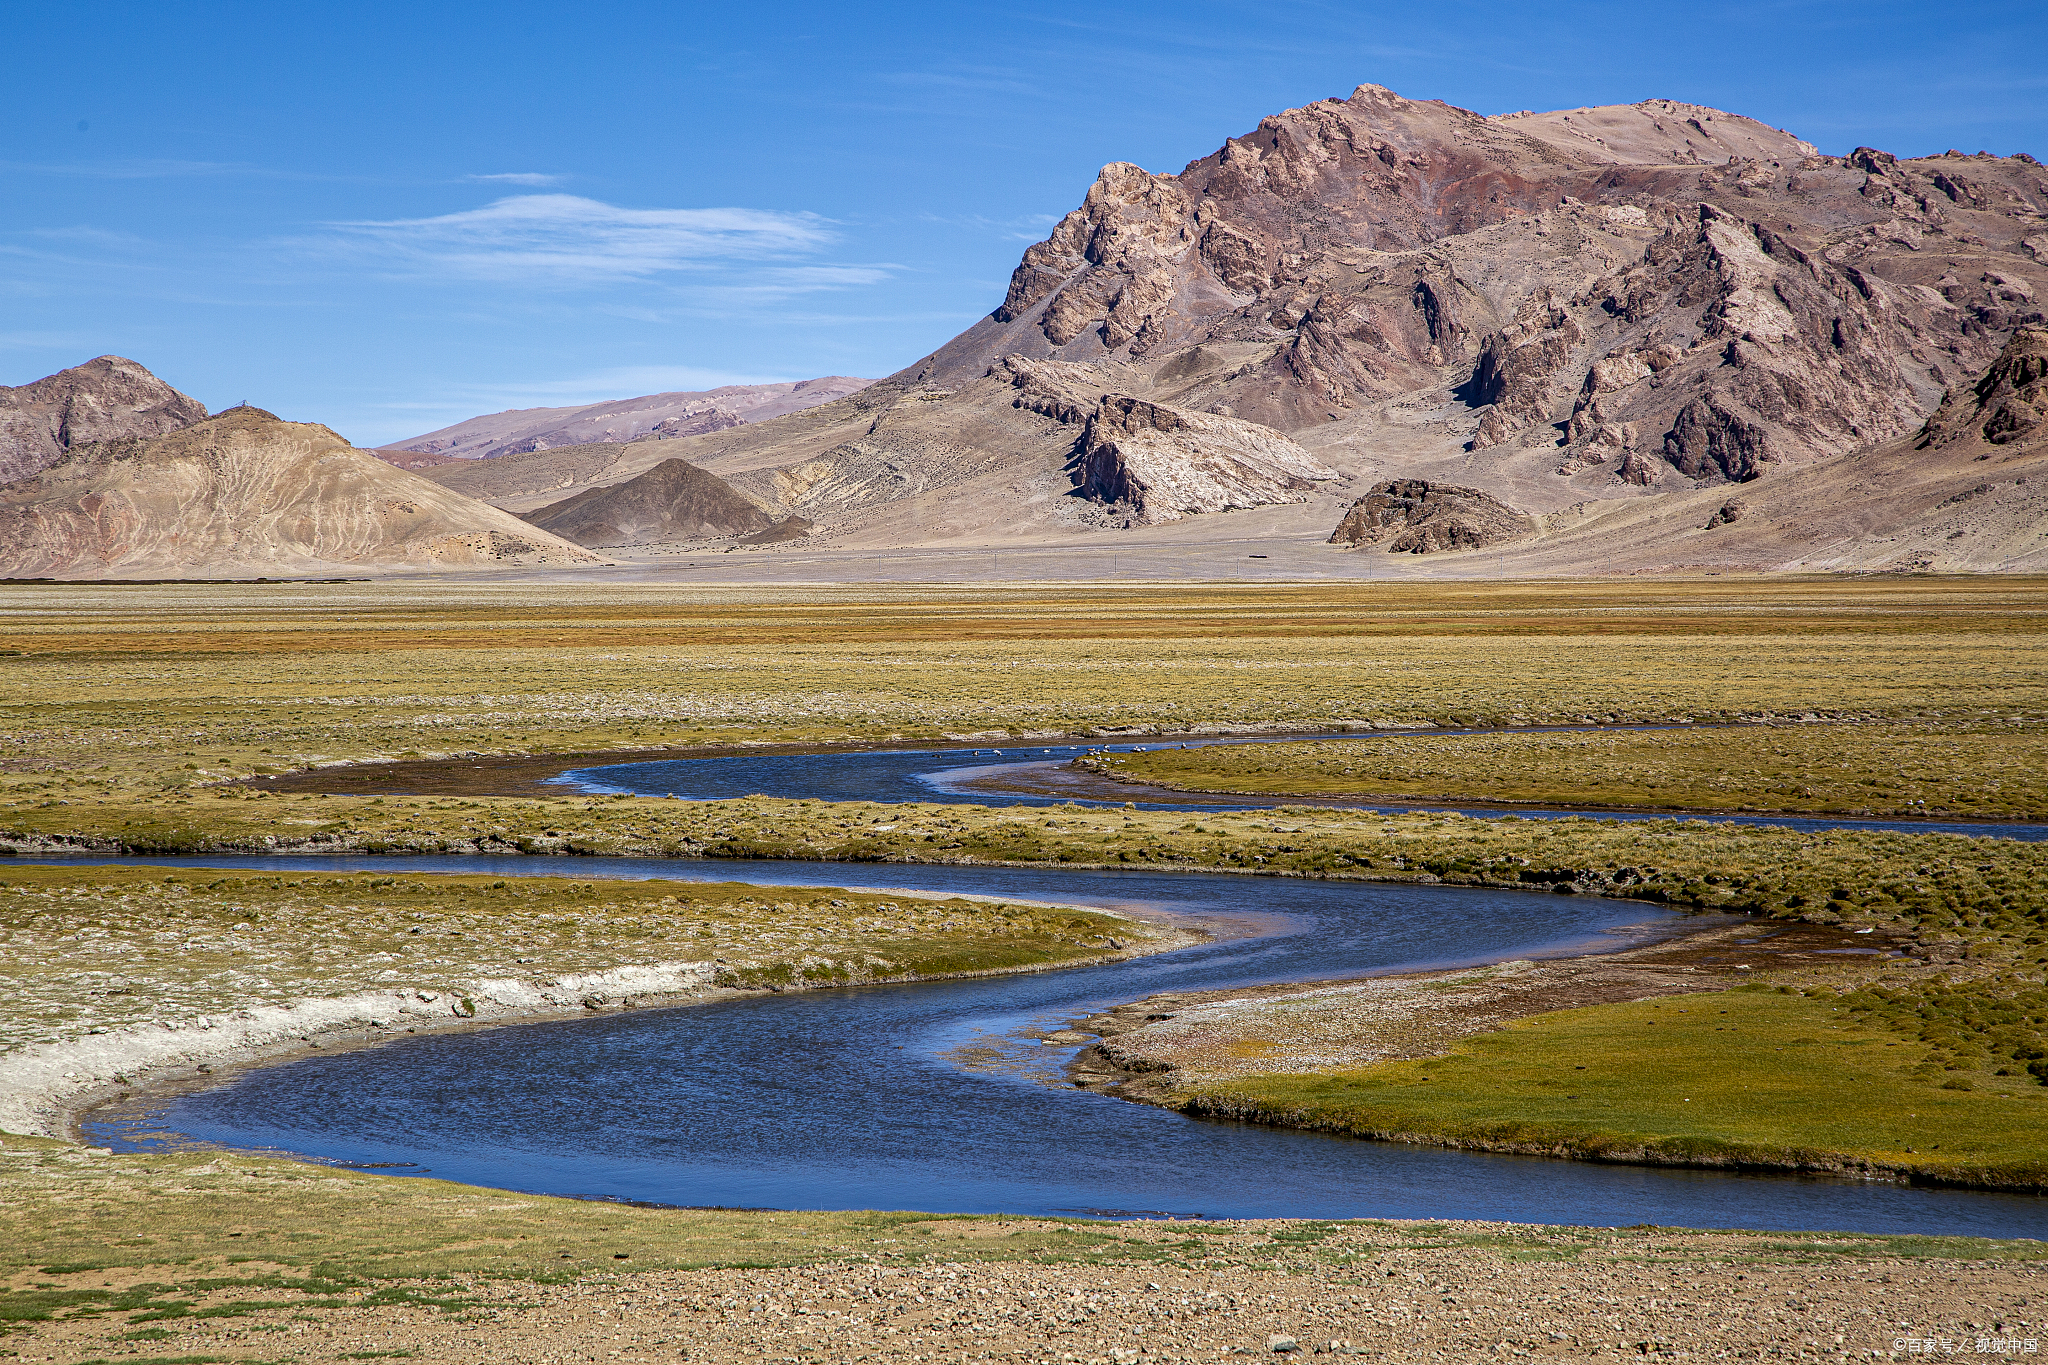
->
[71,851,2048,1237]
[556,737,2048,841]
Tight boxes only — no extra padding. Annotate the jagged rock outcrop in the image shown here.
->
[649,407,743,439]
[1328,480,1534,553]
[1917,326,2048,450]
[1075,393,1337,523]
[992,355,1336,522]
[0,356,207,486]
[0,408,603,578]
[379,376,872,460]
[521,457,775,546]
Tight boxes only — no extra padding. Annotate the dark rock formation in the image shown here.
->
[1918,326,2048,450]
[0,356,207,487]
[1328,480,1534,553]
[1663,398,1775,482]
[1704,501,1745,528]
[521,456,775,546]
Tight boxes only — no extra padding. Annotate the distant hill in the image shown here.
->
[0,355,207,486]
[521,456,780,547]
[0,406,604,578]
[377,376,873,461]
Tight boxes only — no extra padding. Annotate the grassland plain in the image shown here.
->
[1086,721,2048,820]
[2,578,2046,818]
[3,577,2047,1356]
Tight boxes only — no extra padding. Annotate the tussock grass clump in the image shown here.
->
[1835,977,2048,1085]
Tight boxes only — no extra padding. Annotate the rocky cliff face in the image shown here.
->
[1328,480,1534,553]
[1917,325,2048,450]
[995,357,1336,523]
[911,85,2045,489]
[1075,392,1337,524]
[0,408,603,578]
[0,356,208,486]
[521,457,776,546]
[381,377,873,461]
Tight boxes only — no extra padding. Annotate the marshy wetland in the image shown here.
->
[3,577,2047,1354]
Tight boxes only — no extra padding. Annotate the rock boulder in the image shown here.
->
[1328,480,1534,553]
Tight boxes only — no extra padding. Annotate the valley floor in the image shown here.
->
[2,576,2045,1359]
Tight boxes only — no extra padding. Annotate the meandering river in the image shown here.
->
[69,847,2047,1238]
[554,736,2048,841]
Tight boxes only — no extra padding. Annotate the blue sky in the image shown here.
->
[4,1,2043,446]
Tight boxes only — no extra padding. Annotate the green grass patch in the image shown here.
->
[1181,989,2048,1190]
[1093,721,2048,820]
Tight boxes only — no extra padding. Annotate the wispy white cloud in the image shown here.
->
[312,194,840,284]
[916,210,1061,242]
[463,172,564,186]
[0,329,101,352]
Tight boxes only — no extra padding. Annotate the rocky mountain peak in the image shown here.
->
[902,83,2045,498]
[0,355,208,486]
[404,86,2048,567]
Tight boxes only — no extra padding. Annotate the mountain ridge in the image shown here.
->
[417,82,2044,569]
[0,355,208,487]
[380,376,874,461]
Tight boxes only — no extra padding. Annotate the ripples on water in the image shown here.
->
[73,852,2048,1237]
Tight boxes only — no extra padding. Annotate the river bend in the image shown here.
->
[63,852,2048,1238]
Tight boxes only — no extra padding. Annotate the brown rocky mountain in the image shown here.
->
[1471,325,2048,574]
[0,356,208,487]
[379,376,873,461]
[521,457,780,547]
[420,84,2047,570]
[1329,480,1533,553]
[0,407,602,578]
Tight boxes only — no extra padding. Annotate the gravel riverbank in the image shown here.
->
[11,1219,2042,1362]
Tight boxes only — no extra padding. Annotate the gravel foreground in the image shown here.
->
[13,1221,2044,1363]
